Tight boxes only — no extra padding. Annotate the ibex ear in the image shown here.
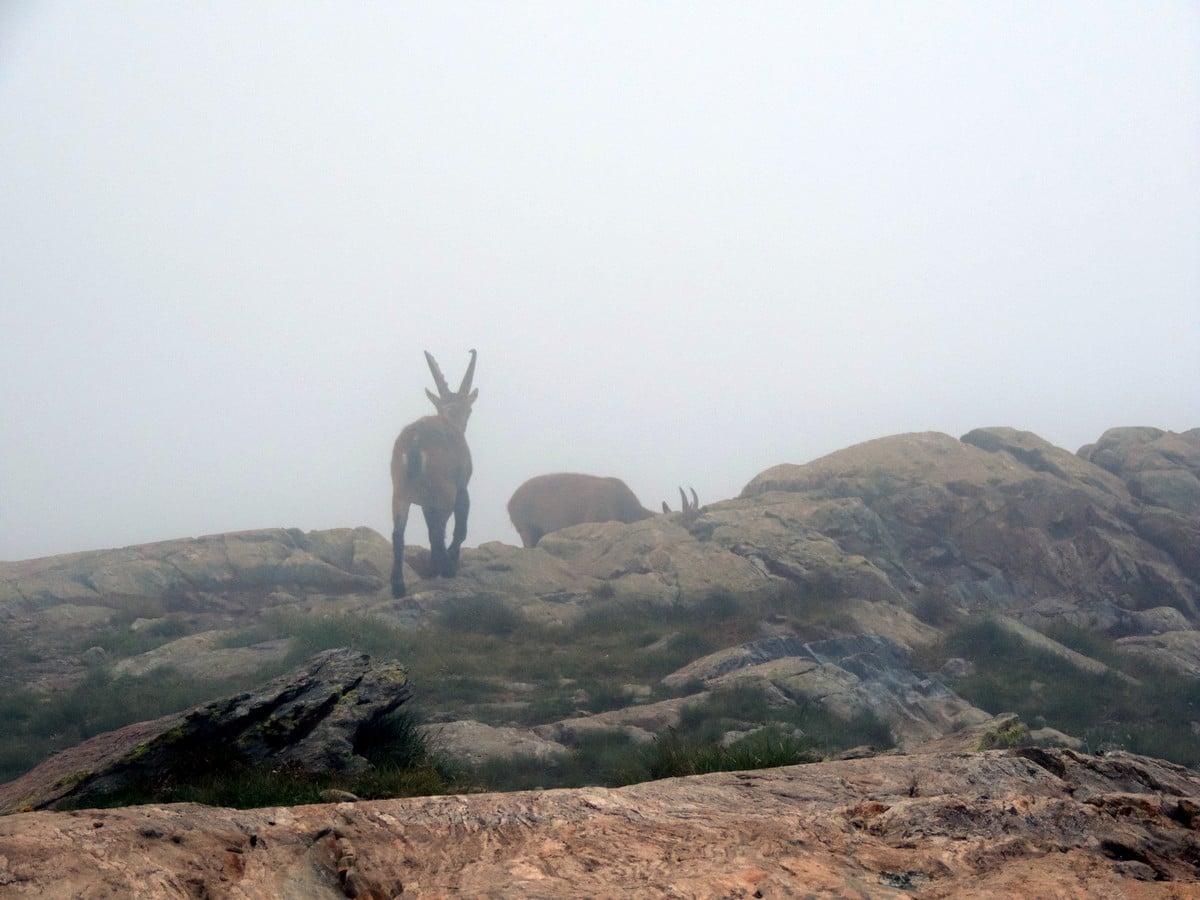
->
[661,501,671,513]
[426,388,440,407]
[468,388,479,402]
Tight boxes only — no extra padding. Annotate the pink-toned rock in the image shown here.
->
[0,747,1196,897]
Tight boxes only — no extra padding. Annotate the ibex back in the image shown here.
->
[390,349,477,597]
[507,473,701,548]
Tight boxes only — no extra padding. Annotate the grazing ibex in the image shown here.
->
[390,349,477,597]
[662,486,703,522]
[507,473,702,548]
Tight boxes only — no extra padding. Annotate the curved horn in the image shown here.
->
[458,348,478,394]
[678,487,690,512]
[424,351,451,398]
[690,487,699,510]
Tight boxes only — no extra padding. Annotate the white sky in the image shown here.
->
[2,2,1198,561]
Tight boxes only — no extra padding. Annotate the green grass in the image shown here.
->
[84,613,192,658]
[471,685,894,793]
[915,618,1200,766]
[638,727,820,781]
[1,585,885,789]
[28,581,1200,811]
[0,663,308,783]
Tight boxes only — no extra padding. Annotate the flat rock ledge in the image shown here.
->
[0,747,1196,897]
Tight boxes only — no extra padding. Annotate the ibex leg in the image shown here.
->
[391,506,410,598]
[447,487,470,576]
[424,505,451,578]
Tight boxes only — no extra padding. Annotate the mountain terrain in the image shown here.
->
[0,424,1197,895]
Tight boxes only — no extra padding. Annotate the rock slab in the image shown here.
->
[0,649,411,814]
[0,747,1196,897]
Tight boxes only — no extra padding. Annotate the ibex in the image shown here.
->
[507,473,702,548]
[390,349,477,597]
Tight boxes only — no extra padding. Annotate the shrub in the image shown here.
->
[638,727,820,782]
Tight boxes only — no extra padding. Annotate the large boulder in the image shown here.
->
[1080,427,1200,515]
[0,649,411,813]
[739,429,1198,626]
[514,516,776,607]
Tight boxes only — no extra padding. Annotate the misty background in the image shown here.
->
[1,3,1197,562]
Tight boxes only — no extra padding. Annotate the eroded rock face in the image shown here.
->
[739,427,1199,627]
[0,649,411,813]
[0,747,1196,897]
[1081,426,1200,515]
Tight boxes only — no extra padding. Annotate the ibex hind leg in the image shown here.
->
[446,487,470,576]
[424,505,451,578]
[391,507,410,598]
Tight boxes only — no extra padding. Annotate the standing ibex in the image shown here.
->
[507,473,701,548]
[390,349,477,597]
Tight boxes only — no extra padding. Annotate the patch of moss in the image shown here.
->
[51,770,90,790]
[977,716,1030,750]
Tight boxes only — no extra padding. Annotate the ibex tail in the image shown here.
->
[405,442,424,482]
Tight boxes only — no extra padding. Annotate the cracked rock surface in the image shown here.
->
[0,747,1196,897]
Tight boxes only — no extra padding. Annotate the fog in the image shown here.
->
[1,3,1197,561]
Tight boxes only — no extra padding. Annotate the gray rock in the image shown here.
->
[1125,605,1193,636]
[0,648,411,812]
[662,634,992,749]
[420,720,569,767]
[79,646,107,667]
[0,527,388,618]
[940,657,974,679]
[739,429,1197,624]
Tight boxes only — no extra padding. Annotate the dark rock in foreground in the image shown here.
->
[0,649,410,813]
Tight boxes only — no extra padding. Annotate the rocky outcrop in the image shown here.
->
[739,427,1199,628]
[0,527,391,692]
[0,747,1196,897]
[0,649,411,814]
[1080,426,1200,515]
[661,634,993,749]
[386,426,1196,652]
[1,425,1196,794]
[0,527,388,615]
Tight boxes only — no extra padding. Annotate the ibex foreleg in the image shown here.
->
[447,487,470,576]
[424,505,451,578]
[391,505,410,598]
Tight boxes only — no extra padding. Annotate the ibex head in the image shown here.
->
[424,348,478,431]
[662,486,705,524]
